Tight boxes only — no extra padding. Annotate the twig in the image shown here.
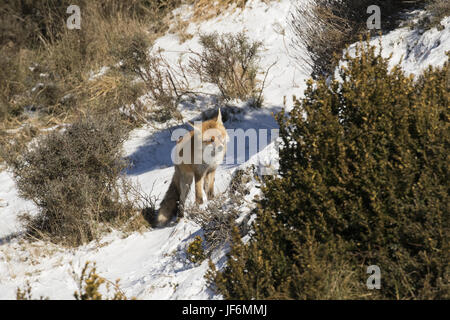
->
[257,61,277,106]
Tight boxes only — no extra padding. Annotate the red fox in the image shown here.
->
[155,109,228,227]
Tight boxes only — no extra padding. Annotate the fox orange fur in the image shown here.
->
[155,109,228,227]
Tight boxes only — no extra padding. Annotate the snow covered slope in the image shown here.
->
[0,0,448,300]
[0,171,36,239]
[345,15,450,75]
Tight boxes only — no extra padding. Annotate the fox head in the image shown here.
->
[196,108,228,154]
[177,108,228,166]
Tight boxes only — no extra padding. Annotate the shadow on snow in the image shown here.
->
[126,105,282,176]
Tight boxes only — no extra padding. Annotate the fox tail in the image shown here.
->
[155,174,180,227]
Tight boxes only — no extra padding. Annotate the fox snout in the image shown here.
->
[203,140,225,161]
[210,142,224,158]
[213,139,226,154]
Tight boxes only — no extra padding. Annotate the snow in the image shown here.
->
[344,15,450,77]
[0,170,36,239]
[0,0,449,300]
[378,16,450,75]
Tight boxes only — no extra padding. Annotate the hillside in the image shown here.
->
[0,0,449,300]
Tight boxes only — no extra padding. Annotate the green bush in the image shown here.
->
[10,114,133,246]
[74,262,130,300]
[187,236,206,264]
[209,42,449,299]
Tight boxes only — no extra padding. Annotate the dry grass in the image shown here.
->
[16,281,49,300]
[0,1,183,136]
[191,0,261,21]
[417,0,450,30]
[169,15,194,43]
[0,0,274,158]
[0,1,188,172]
[426,0,450,19]
[0,1,265,249]
[289,0,420,78]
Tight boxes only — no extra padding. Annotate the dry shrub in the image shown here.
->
[124,184,158,232]
[290,0,417,78]
[9,114,134,246]
[417,0,450,30]
[0,0,269,132]
[112,33,190,122]
[169,15,194,43]
[192,0,248,20]
[114,30,268,122]
[16,282,49,300]
[190,196,239,255]
[0,124,39,165]
[189,168,252,255]
[0,0,182,129]
[189,32,265,106]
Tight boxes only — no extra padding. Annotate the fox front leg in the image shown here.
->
[194,174,205,205]
[178,172,193,218]
[204,170,215,200]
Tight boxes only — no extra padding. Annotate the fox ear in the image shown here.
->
[216,108,223,124]
[188,121,202,137]
[187,121,195,129]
